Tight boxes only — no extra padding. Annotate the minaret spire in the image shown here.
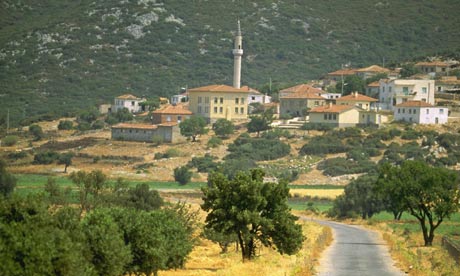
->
[232,20,243,89]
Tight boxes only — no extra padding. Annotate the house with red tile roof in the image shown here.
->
[415,61,450,76]
[113,94,146,113]
[394,101,448,124]
[279,84,326,117]
[151,104,192,124]
[365,81,380,98]
[336,92,378,111]
[111,122,184,143]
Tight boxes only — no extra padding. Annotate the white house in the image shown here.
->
[171,92,188,105]
[113,94,145,113]
[394,101,448,124]
[247,88,271,105]
[379,79,435,110]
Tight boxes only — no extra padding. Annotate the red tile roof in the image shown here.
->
[310,104,355,113]
[280,84,325,99]
[188,84,251,93]
[116,94,141,100]
[395,101,434,108]
[151,104,192,115]
[415,61,449,67]
[280,84,324,94]
[336,93,378,102]
[112,123,158,130]
[327,68,357,76]
[367,81,380,87]
[356,65,390,73]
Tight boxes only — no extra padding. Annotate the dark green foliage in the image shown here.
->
[58,152,74,173]
[82,209,132,276]
[212,119,234,138]
[174,166,192,185]
[179,116,208,142]
[330,127,363,139]
[300,123,334,132]
[187,154,219,173]
[0,159,16,197]
[125,183,163,211]
[70,170,108,214]
[58,120,74,130]
[33,151,60,164]
[154,148,182,160]
[202,227,237,253]
[317,157,376,176]
[400,63,421,78]
[247,110,273,137]
[202,169,304,261]
[77,108,100,124]
[328,174,383,219]
[2,135,19,146]
[91,120,105,130]
[336,75,365,95]
[389,128,402,137]
[365,73,388,85]
[29,124,44,141]
[106,108,134,125]
[7,151,28,160]
[219,158,257,179]
[400,128,422,140]
[226,136,290,161]
[377,161,460,246]
[44,177,71,205]
[300,135,348,155]
[207,136,222,148]
[261,128,294,139]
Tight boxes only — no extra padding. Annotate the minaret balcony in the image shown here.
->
[233,49,243,56]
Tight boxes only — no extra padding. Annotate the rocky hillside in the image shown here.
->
[1,0,460,125]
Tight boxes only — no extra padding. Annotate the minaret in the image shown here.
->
[232,20,243,89]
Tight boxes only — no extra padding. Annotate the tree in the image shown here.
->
[377,161,460,246]
[69,170,107,215]
[58,152,74,173]
[58,120,74,130]
[29,124,44,140]
[212,118,235,138]
[179,116,208,142]
[82,209,132,276]
[335,75,365,95]
[127,183,163,211]
[0,159,16,197]
[202,169,304,261]
[247,109,273,137]
[400,63,421,78]
[174,166,192,185]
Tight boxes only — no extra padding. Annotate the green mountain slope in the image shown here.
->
[1,0,460,125]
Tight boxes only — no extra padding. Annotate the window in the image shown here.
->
[422,87,427,94]
[131,101,135,106]
[198,97,202,104]
[409,109,412,114]
[402,87,408,94]
[252,96,256,100]
[426,109,429,114]
[398,108,400,114]
[413,109,416,114]
[214,107,218,113]
[382,87,385,93]
[198,106,202,113]
[241,98,245,104]
[421,98,426,102]
[235,107,238,114]
[205,97,210,104]
[166,115,171,122]
[177,116,182,122]
[219,107,223,113]
[333,114,337,120]
[402,109,405,114]
[328,114,332,120]
[214,97,218,104]
[204,106,209,113]
[240,107,244,114]
[220,97,223,104]
[235,98,239,104]
[389,87,392,93]
[314,101,319,106]
[324,114,328,120]
[440,109,444,114]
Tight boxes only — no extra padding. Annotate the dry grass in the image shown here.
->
[289,189,343,199]
[160,220,331,276]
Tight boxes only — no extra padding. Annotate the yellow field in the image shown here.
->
[160,221,331,276]
[290,189,344,199]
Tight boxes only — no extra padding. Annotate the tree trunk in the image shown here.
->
[192,135,196,142]
[64,164,68,173]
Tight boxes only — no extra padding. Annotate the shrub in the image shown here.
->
[7,151,28,160]
[57,120,73,130]
[389,128,402,137]
[300,123,333,132]
[318,157,376,176]
[77,122,91,131]
[33,151,60,164]
[174,166,192,185]
[91,120,105,130]
[299,136,348,155]
[261,128,293,139]
[166,148,182,157]
[207,137,222,148]
[29,124,44,140]
[151,135,164,146]
[2,135,19,146]
[401,128,421,140]
[187,154,219,173]
[226,137,290,161]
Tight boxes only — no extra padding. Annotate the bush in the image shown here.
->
[77,122,91,131]
[33,151,60,164]
[299,136,348,155]
[207,137,222,148]
[401,128,421,140]
[29,124,44,141]
[91,120,105,130]
[300,123,333,132]
[389,128,402,137]
[57,120,73,130]
[174,166,192,185]
[226,137,290,161]
[2,135,19,146]
[261,128,293,139]
[187,154,219,173]
[152,135,164,146]
[318,157,376,176]
[7,151,28,160]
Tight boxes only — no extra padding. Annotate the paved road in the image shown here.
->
[301,218,405,276]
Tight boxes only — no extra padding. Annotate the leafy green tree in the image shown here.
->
[202,227,237,253]
[127,183,163,211]
[202,169,304,261]
[377,161,460,246]
[106,108,134,125]
[33,151,60,164]
[70,170,107,214]
[212,118,235,138]
[0,159,16,197]
[400,63,421,78]
[77,107,100,124]
[82,209,132,276]
[247,109,273,137]
[58,152,74,173]
[44,177,71,205]
[174,166,192,185]
[58,120,74,130]
[29,124,44,140]
[336,75,365,95]
[179,116,208,142]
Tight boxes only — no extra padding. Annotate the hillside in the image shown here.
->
[1,0,460,125]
